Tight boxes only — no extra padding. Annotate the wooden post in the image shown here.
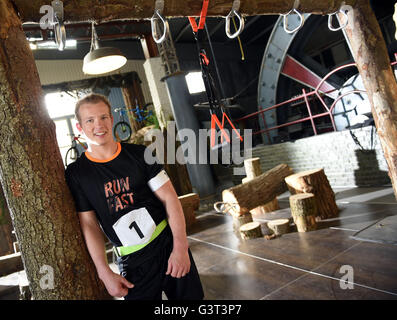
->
[289,193,317,232]
[340,0,397,199]
[0,0,109,299]
[121,72,146,133]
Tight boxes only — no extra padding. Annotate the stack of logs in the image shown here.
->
[221,162,293,239]
[220,159,339,239]
[285,168,339,232]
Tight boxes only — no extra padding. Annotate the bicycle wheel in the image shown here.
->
[65,147,79,167]
[113,121,132,142]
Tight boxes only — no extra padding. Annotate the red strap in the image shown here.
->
[200,53,210,66]
[210,112,243,148]
[188,0,209,32]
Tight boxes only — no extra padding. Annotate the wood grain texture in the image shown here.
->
[0,0,109,299]
[13,0,359,23]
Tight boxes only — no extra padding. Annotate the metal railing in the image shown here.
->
[234,60,391,144]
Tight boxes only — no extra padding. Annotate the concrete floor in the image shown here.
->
[1,186,397,300]
[186,186,397,300]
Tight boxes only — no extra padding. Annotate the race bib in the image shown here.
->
[112,207,156,247]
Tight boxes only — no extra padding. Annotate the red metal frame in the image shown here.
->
[234,60,393,142]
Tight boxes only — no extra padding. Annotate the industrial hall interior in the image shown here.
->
[1,0,397,301]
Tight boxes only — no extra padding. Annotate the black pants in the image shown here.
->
[117,241,204,300]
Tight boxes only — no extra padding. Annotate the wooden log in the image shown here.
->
[243,157,280,214]
[13,0,359,23]
[340,0,397,200]
[262,198,280,212]
[285,169,339,220]
[178,193,199,228]
[222,164,293,217]
[233,212,253,235]
[242,177,280,214]
[267,219,290,235]
[244,157,262,179]
[240,222,263,240]
[289,193,317,232]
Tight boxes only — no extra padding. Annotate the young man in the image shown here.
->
[65,93,204,300]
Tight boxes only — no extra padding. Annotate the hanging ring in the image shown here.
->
[328,8,349,31]
[283,8,305,34]
[53,14,66,51]
[151,0,167,44]
[225,0,244,39]
[225,10,245,39]
[151,9,168,44]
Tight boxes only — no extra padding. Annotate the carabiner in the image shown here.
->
[53,14,66,51]
[151,9,168,44]
[328,8,349,31]
[225,10,244,39]
[283,8,305,34]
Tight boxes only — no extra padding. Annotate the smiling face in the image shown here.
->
[76,101,115,148]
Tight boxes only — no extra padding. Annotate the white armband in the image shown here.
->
[147,170,170,192]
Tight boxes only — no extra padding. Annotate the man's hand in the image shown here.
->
[166,247,191,278]
[100,270,134,298]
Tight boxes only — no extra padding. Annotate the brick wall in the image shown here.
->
[213,126,391,188]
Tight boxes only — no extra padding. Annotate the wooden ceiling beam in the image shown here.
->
[13,0,359,24]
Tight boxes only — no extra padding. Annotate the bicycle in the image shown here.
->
[113,103,154,142]
[130,103,153,123]
[113,107,133,142]
[65,134,87,167]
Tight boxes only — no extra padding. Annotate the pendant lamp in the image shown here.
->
[83,22,127,75]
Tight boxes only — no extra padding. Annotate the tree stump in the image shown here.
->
[285,169,339,220]
[267,219,290,235]
[240,222,263,240]
[289,193,318,232]
[232,212,253,235]
[222,164,293,216]
[178,193,199,228]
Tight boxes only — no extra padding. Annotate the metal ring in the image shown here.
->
[214,202,226,213]
[283,8,305,34]
[225,9,245,39]
[328,9,349,31]
[53,14,66,51]
[151,9,167,44]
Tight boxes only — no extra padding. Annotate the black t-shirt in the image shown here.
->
[65,142,171,251]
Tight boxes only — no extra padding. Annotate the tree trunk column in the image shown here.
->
[341,0,397,199]
[0,0,109,299]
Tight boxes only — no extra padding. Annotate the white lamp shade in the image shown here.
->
[83,47,127,75]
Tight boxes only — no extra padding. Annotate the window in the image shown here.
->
[185,71,206,94]
[45,91,83,165]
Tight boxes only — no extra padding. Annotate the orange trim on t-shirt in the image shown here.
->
[85,142,121,163]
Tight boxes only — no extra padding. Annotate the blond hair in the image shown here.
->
[75,93,112,123]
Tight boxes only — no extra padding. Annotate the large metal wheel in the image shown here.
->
[257,3,395,144]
